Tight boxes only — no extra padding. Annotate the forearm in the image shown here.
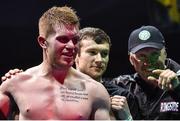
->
[112,109,133,121]
[168,71,180,100]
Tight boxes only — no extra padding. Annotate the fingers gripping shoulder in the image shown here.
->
[0,72,32,92]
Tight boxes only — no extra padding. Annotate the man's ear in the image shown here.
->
[75,55,79,66]
[38,36,47,48]
[129,54,134,66]
[164,49,167,58]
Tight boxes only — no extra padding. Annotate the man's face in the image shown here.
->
[45,24,79,68]
[76,37,110,81]
[130,47,166,83]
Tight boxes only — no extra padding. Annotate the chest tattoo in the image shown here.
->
[60,87,88,102]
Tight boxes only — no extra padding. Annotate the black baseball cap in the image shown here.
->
[128,25,165,53]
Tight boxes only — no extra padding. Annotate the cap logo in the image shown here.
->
[138,30,151,41]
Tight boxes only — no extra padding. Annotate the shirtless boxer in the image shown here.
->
[0,6,110,120]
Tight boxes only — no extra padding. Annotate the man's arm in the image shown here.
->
[103,79,138,119]
[111,95,132,120]
[0,93,10,119]
[1,72,21,120]
[170,70,180,98]
[91,83,111,120]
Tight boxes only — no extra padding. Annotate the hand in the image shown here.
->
[1,69,23,82]
[111,95,132,120]
[148,69,180,90]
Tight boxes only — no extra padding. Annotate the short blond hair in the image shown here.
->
[39,6,80,38]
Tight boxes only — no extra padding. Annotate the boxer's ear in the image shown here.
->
[38,36,47,48]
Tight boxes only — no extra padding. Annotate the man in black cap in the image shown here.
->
[110,25,180,119]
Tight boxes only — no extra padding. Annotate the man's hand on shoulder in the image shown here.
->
[1,69,23,82]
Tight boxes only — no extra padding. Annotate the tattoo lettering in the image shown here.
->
[60,87,88,102]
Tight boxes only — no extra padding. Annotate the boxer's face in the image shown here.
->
[44,24,80,68]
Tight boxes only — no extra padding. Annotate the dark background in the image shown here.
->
[1,0,180,78]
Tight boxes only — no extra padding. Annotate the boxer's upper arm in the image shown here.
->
[91,84,111,120]
[0,93,10,119]
[93,107,110,120]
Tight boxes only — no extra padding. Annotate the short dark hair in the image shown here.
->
[78,27,111,55]
[79,27,111,46]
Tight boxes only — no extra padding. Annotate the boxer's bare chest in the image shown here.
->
[12,77,93,120]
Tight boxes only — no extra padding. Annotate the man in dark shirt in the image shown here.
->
[75,27,132,120]
[110,25,180,119]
